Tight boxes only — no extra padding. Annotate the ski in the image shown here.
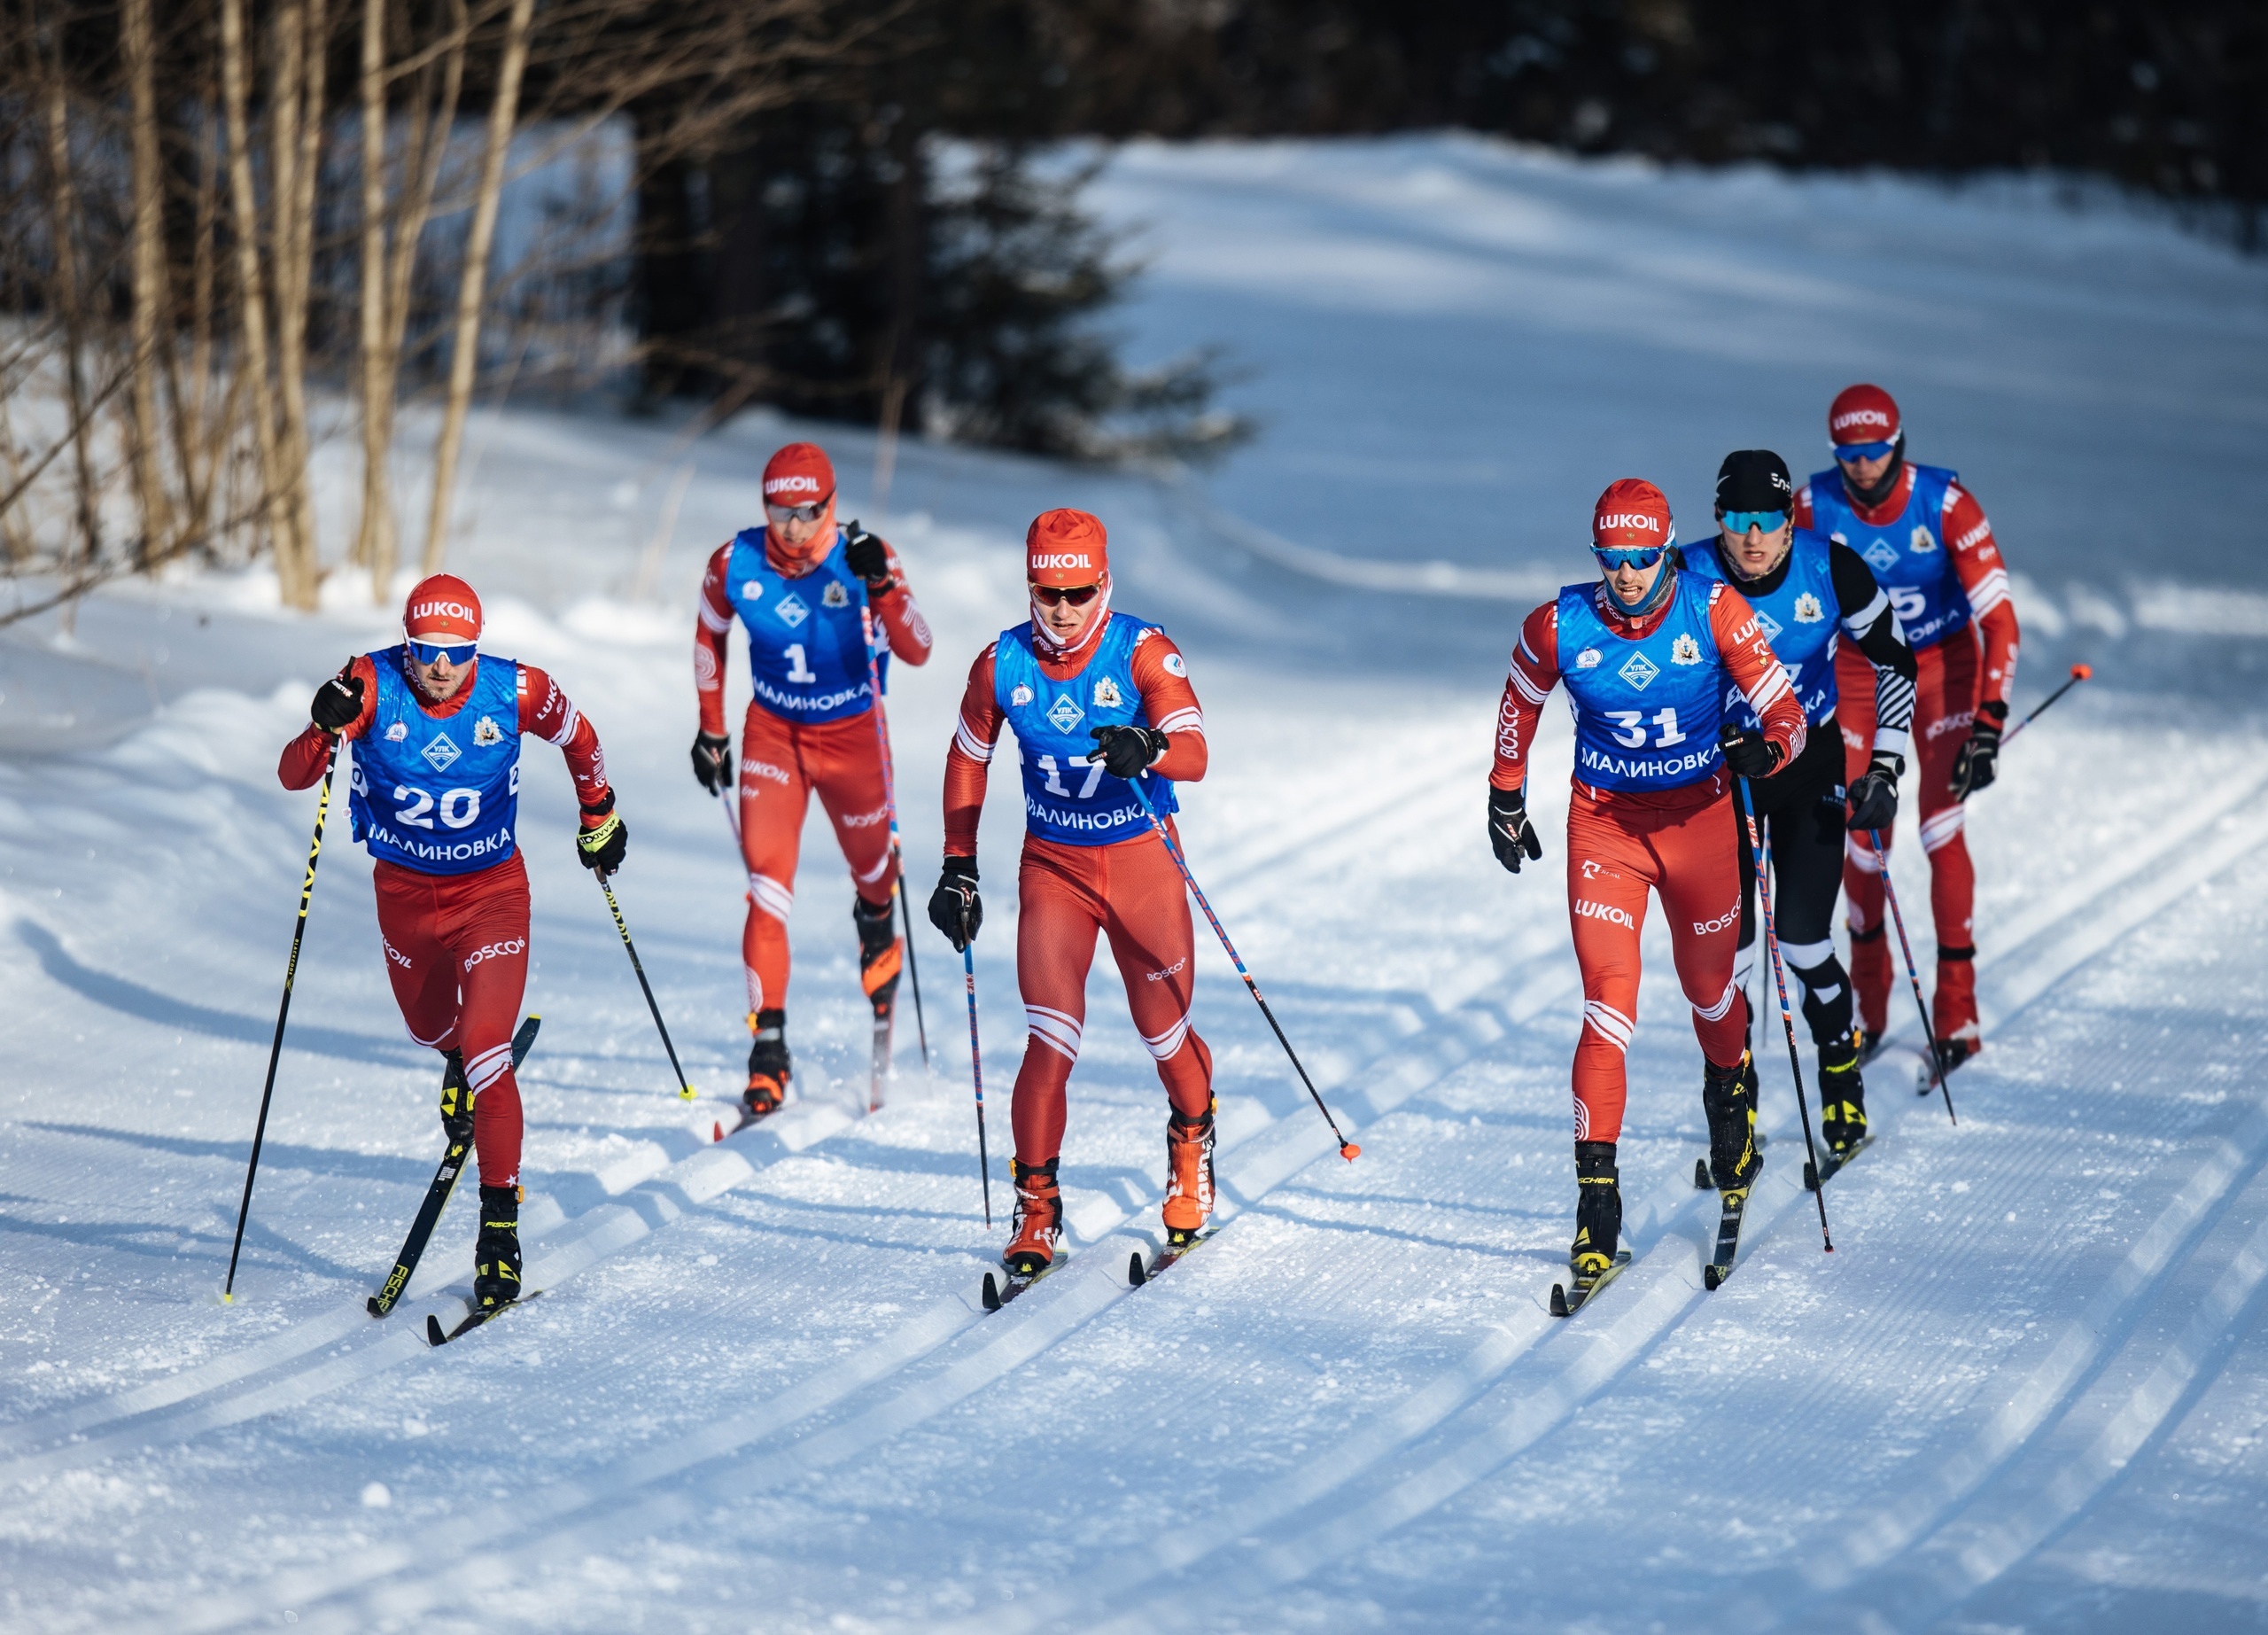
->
[1701,1188,1750,1290]
[1805,1135,1876,1192]
[982,1255,1067,1312]
[1550,1250,1633,1318]
[424,1289,544,1348]
[1129,1230,1214,1287]
[368,1016,540,1318]
[868,993,894,1114]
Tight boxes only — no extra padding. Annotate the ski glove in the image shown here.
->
[1846,751,1903,831]
[928,858,982,950]
[843,520,891,589]
[691,731,734,796]
[1950,700,2007,800]
[1089,724,1168,780]
[578,793,627,874]
[1487,787,1542,875]
[310,666,364,734]
[1718,721,1783,781]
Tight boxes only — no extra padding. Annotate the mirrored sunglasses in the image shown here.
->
[407,638,478,666]
[1591,545,1666,571]
[765,500,828,525]
[1030,582,1102,607]
[1720,510,1790,534]
[1834,440,1897,463]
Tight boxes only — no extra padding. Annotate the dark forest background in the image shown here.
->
[648,0,2264,453]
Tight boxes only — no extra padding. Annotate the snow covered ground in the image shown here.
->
[4,135,2268,1632]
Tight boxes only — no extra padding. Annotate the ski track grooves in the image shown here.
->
[959,786,2268,1633]
[0,753,1485,1494]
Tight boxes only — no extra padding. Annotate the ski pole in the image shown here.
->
[1868,827,1956,1124]
[960,909,991,1227]
[860,603,928,1069]
[596,869,697,1100]
[1734,776,1833,1251]
[225,747,338,1301]
[2000,662,2091,748]
[1125,777,1359,1162]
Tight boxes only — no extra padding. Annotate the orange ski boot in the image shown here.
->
[1002,1157,1062,1277]
[742,1007,791,1122]
[854,893,902,1018]
[1161,1098,1216,1247]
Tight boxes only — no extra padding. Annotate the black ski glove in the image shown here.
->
[1089,724,1168,780]
[843,519,891,590]
[1950,700,2007,799]
[1487,786,1542,875]
[578,792,627,874]
[928,858,982,950]
[691,731,734,795]
[311,666,364,735]
[1846,751,1903,831]
[1719,720,1783,781]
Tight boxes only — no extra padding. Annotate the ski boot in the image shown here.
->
[1703,1051,1762,1195]
[743,1008,791,1122]
[1569,1140,1622,1281]
[1162,1098,1216,1248]
[473,1183,523,1311]
[1817,1029,1868,1156]
[439,1049,475,1147]
[1002,1157,1062,1277]
[853,893,902,1018]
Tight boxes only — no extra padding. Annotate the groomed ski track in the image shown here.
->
[6,136,2268,1632]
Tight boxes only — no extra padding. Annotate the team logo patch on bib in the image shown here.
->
[823,581,850,608]
[385,720,408,742]
[1010,684,1034,706]
[1574,648,1603,670]
[473,716,502,747]
[1670,634,1702,666]
[1092,677,1122,709]
[742,580,764,601]
[1909,526,1938,555]
[1862,538,1899,574]
[1751,611,1783,642]
[423,732,462,773]
[773,592,810,628]
[1794,592,1826,623]
[1045,694,1085,734]
[1619,651,1660,690]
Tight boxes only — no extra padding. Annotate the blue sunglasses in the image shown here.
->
[408,638,478,666]
[1835,440,1898,463]
[1592,545,1666,571]
[1720,510,1790,534]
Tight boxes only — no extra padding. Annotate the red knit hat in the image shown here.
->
[1829,384,1900,451]
[1026,508,1108,587]
[762,441,835,506]
[1591,479,1674,550]
[403,573,482,644]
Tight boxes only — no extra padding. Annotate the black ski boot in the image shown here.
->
[853,893,902,1018]
[473,1184,522,1310]
[1703,1051,1762,1195]
[1570,1141,1622,1280]
[744,1007,791,1120]
[439,1049,475,1146]
[1818,1029,1868,1156]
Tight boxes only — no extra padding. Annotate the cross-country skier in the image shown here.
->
[276,574,623,1312]
[1682,450,1918,1157]
[928,508,1212,1278]
[691,441,934,1122]
[1792,385,2020,1072]
[1487,479,1808,1295]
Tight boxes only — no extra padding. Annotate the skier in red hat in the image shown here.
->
[1486,479,1808,1305]
[928,508,1214,1280]
[691,441,934,1120]
[1792,385,2021,1074]
[276,572,624,1313]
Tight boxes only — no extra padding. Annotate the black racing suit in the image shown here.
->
[1725,539,1918,1049]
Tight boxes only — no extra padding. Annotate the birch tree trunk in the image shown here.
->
[41,57,103,580]
[220,0,310,607]
[420,0,534,575]
[121,0,173,565]
[268,0,324,603]
[354,0,394,589]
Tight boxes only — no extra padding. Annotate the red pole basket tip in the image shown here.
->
[2071,663,2093,680]
[1340,1143,1361,1161]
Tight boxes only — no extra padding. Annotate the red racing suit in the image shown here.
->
[942,627,1211,1164]
[278,655,612,1189]
[695,533,932,1016]
[1795,466,2019,1044]
[1491,584,1807,1144]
